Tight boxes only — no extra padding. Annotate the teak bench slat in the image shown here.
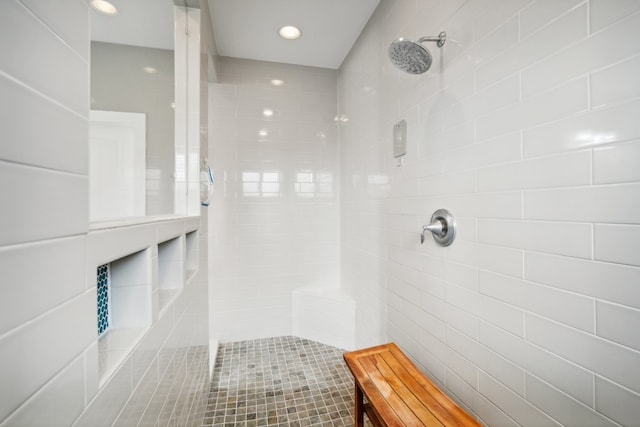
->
[344,342,481,427]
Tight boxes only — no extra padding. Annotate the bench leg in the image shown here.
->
[354,383,364,427]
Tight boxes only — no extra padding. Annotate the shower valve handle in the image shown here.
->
[422,220,445,242]
[421,209,456,247]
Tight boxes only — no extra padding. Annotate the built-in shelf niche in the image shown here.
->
[90,217,200,388]
[98,247,152,384]
[185,230,199,281]
[158,235,185,312]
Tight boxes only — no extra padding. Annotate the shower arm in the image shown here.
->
[417,31,447,48]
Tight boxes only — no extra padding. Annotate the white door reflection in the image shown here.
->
[89,110,146,221]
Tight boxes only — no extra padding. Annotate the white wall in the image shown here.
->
[208,57,339,342]
[339,0,640,426]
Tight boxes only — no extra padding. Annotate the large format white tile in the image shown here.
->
[477,151,591,192]
[479,271,594,333]
[476,77,588,141]
[420,170,475,196]
[525,184,640,224]
[446,283,524,337]
[0,73,88,174]
[479,322,594,407]
[526,313,640,395]
[405,300,446,341]
[595,224,640,267]
[445,191,522,220]
[525,252,640,309]
[591,55,640,109]
[594,140,640,184]
[72,358,133,427]
[478,219,592,259]
[0,355,85,427]
[420,329,479,390]
[475,4,587,91]
[525,375,619,427]
[596,301,640,351]
[446,327,524,396]
[472,0,529,41]
[478,371,561,427]
[446,371,520,427]
[443,132,521,173]
[19,0,89,60]
[519,0,584,39]
[441,74,519,130]
[0,290,95,421]
[460,27,514,82]
[0,161,88,247]
[590,0,640,33]
[0,0,88,115]
[444,241,524,279]
[523,98,640,158]
[595,375,640,427]
[0,236,85,335]
[522,10,640,97]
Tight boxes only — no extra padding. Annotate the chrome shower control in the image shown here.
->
[421,209,456,247]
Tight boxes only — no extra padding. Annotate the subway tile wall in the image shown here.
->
[208,57,339,342]
[339,0,640,425]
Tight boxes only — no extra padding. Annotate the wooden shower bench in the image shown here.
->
[344,342,481,427]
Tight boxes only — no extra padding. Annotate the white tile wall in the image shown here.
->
[0,290,95,421]
[0,236,86,336]
[1,355,86,427]
[292,289,355,350]
[0,1,210,425]
[0,0,92,425]
[339,0,640,425]
[208,57,339,342]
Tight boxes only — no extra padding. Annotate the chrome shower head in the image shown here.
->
[388,31,446,74]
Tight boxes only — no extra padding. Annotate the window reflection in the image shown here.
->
[367,174,390,197]
[295,170,333,198]
[242,171,281,197]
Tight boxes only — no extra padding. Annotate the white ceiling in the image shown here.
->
[90,0,176,50]
[208,0,380,69]
[90,0,380,69]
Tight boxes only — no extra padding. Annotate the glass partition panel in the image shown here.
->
[89,0,186,223]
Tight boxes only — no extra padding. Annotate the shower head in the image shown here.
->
[388,31,446,74]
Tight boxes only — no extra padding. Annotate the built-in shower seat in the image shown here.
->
[344,342,481,427]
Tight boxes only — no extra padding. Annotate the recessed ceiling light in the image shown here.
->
[270,79,284,87]
[262,109,274,118]
[91,0,118,16]
[143,66,157,74]
[278,25,301,40]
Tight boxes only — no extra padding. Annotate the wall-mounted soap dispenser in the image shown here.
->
[393,120,407,166]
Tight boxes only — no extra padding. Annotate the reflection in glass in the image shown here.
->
[295,171,333,198]
[91,41,175,219]
[242,171,281,197]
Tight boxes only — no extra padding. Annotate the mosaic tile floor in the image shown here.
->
[203,336,370,427]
